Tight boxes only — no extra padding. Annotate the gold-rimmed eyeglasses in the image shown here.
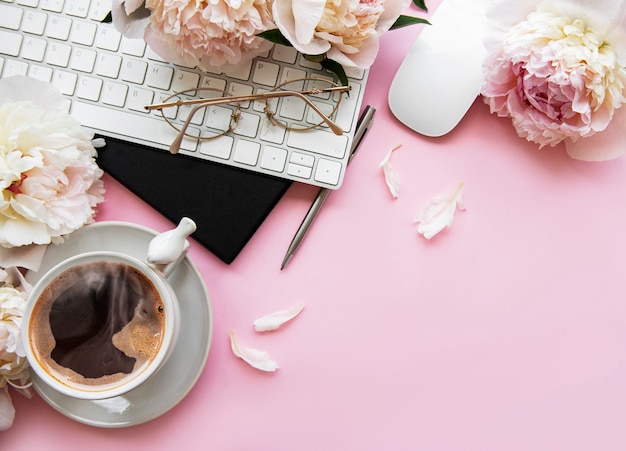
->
[144,77,351,154]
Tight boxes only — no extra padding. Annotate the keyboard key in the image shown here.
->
[290,152,314,167]
[71,47,96,72]
[76,75,102,100]
[287,162,312,179]
[27,64,53,82]
[199,134,233,159]
[145,46,166,62]
[65,0,90,18]
[227,81,253,107]
[345,66,365,80]
[314,158,341,185]
[179,102,205,125]
[260,145,287,172]
[101,81,128,107]
[21,36,47,61]
[205,106,235,132]
[279,96,305,121]
[126,86,154,112]
[252,60,279,87]
[258,118,286,144]
[233,139,260,166]
[0,29,22,56]
[280,67,306,84]
[272,44,297,64]
[70,20,96,45]
[22,10,47,35]
[45,41,71,66]
[224,59,252,81]
[0,3,23,29]
[17,0,40,7]
[200,75,226,92]
[146,64,173,90]
[95,53,121,78]
[46,16,71,40]
[120,36,146,57]
[88,0,109,20]
[172,69,199,92]
[95,26,121,51]
[232,111,259,138]
[120,58,147,84]
[286,128,348,159]
[41,0,64,12]
[3,59,27,76]
[52,69,77,94]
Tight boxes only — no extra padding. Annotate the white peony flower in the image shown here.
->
[0,283,31,431]
[0,76,105,247]
[272,0,411,68]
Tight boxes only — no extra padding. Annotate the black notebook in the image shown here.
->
[96,136,291,264]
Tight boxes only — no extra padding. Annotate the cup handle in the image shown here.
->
[146,217,197,278]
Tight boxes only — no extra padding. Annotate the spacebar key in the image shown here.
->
[71,102,197,151]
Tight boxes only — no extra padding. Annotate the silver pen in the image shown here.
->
[280,105,376,270]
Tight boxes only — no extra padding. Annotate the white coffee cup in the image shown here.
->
[22,218,195,400]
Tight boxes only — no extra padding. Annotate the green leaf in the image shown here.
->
[101,10,112,23]
[413,0,428,11]
[304,53,327,63]
[320,59,348,87]
[257,29,292,47]
[389,15,430,30]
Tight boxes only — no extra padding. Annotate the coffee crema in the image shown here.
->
[29,260,166,390]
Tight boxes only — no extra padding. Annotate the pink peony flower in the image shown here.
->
[481,0,626,160]
[0,76,105,247]
[272,0,411,69]
[112,0,275,70]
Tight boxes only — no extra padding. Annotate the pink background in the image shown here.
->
[6,1,626,449]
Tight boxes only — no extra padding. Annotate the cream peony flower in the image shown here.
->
[0,76,105,248]
[112,0,276,70]
[272,0,411,68]
[0,284,31,431]
[481,0,626,160]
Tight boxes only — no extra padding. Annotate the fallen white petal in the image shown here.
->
[254,302,305,332]
[230,331,279,372]
[379,144,402,198]
[414,182,466,239]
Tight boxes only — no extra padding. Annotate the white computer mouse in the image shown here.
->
[388,0,490,137]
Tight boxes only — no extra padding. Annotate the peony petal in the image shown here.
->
[379,144,402,199]
[565,105,626,161]
[230,331,279,372]
[291,0,325,45]
[414,182,466,239]
[253,302,305,332]
[0,386,15,431]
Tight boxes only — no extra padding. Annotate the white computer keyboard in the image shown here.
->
[0,0,368,189]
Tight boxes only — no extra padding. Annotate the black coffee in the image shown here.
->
[30,260,166,389]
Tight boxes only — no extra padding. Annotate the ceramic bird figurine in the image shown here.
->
[147,217,197,274]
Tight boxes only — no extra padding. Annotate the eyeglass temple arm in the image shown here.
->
[170,103,207,154]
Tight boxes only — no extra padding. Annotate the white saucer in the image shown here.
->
[24,221,213,428]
